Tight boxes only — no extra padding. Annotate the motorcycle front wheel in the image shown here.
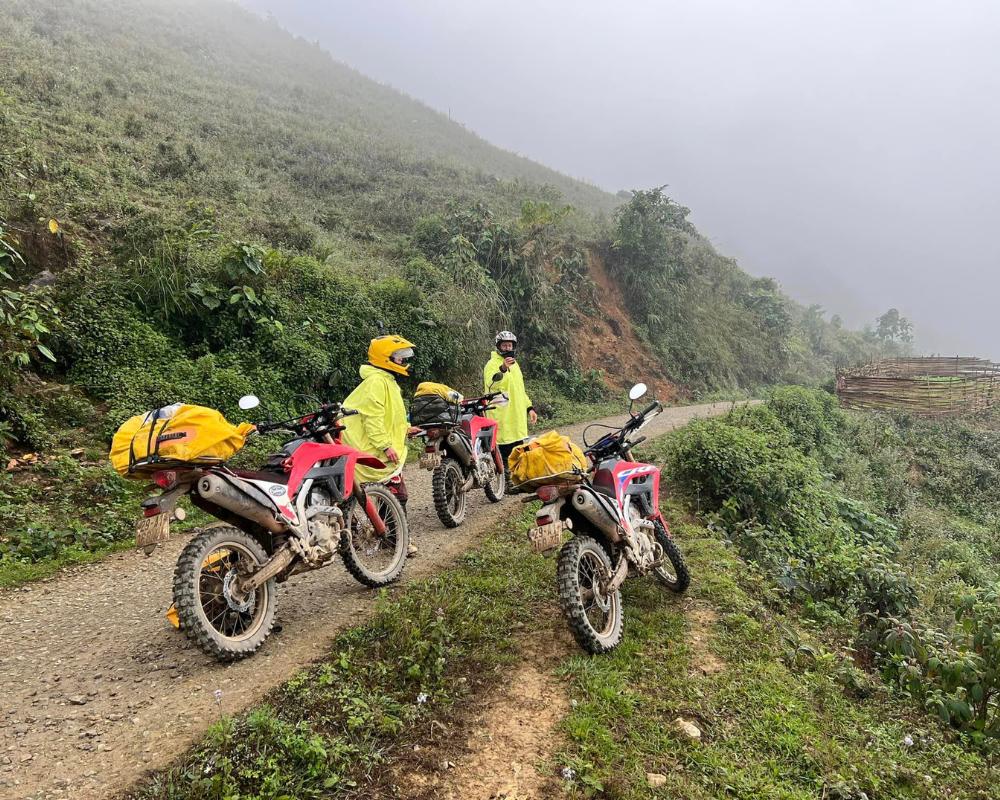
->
[652,520,691,593]
[172,526,277,661]
[341,484,409,587]
[557,535,623,654]
[483,453,506,503]
[432,457,468,527]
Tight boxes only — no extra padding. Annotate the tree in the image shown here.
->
[875,308,913,345]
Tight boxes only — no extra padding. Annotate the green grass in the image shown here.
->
[0,537,135,587]
[555,521,997,799]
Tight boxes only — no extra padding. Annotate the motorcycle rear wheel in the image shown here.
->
[557,535,623,654]
[432,457,467,527]
[172,526,276,661]
[341,484,409,587]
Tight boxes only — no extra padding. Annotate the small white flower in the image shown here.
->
[561,767,576,781]
[903,735,914,747]
[213,689,223,703]
[417,692,429,704]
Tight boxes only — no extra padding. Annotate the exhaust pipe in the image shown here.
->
[446,432,474,467]
[572,489,622,541]
[197,474,285,533]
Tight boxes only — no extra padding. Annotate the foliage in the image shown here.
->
[410,200,604,398]
[658,387,1000,745]
[876,308,915,345]
[0,223,60,385]
[557,522,995,798]
[876,585,1000,743]
[608,189,912,391]
[609,188,792,389]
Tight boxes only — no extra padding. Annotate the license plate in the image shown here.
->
[135,513,170,552]
[419,451,443,470]
[527,521,567,554]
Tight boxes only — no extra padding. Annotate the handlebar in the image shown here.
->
[255,402,355,437]
[636,400,662,420]
[584,398,662,459]
[461,391,505,408]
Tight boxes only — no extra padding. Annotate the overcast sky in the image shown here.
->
[239,0,1000,356]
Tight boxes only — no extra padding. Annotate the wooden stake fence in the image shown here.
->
[836,357,1000,416]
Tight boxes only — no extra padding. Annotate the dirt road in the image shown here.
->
[0,402,739,800]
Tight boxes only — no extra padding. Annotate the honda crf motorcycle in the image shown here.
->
[415,391,508,527]
[527,383,689,654]
[134,396,408,661]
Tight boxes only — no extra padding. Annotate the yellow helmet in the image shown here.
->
[368,334,416,376]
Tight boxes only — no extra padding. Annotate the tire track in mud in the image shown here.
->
[0,402,740,800]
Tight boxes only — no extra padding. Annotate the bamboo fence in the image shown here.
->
[836,357,1000,416]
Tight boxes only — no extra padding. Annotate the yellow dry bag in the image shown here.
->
[109,403,255,477]
[509,430,588,490]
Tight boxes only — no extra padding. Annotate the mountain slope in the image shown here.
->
[1,0,614,247]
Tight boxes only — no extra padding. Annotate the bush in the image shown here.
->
[763,385,842,464]
[876,586,1000,743]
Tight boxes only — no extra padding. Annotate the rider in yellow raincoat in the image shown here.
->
[484,330,537,466]
[341,335,418,488]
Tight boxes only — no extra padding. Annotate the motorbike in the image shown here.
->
[525,383,689,654]
[414,389,509,527]
[133,395,409,661]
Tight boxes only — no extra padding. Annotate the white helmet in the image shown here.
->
[495,330,517,355]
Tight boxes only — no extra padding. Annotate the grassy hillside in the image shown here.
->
[0,0,908,578]
[0,0,615,240]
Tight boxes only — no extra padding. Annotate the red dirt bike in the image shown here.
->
[526,383,689,654]
[134,396,408,660]
[413,390,508,527]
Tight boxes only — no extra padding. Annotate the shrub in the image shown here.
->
[876,586,1000,743]
[764,385,842,464]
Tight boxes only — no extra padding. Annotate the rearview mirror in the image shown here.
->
[628,383,648,402]
[491,371,503,384]
[238,394,260,411]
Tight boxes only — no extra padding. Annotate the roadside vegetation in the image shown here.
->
[125,506,552,800]
[659,388,1000,747]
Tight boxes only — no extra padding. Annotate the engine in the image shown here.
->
[292,504,344,567]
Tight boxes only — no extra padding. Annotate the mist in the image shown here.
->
[238,0,1000,358]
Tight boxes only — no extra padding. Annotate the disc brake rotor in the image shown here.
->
[222,570,256,614]
[590,575,612,613]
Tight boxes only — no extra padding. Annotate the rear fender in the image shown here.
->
[534,497,566,525]
[140,483,189,518]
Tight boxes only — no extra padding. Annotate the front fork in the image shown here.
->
[352,478,387,536]
[491,445,504,474]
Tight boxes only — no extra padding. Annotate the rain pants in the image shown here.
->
[484,351,533,446]
[340,364,408,483]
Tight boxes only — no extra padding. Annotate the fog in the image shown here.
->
[239,0,1000,357]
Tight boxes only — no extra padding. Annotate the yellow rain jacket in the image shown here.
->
[340,365,408,484]
[484,351,533,445]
